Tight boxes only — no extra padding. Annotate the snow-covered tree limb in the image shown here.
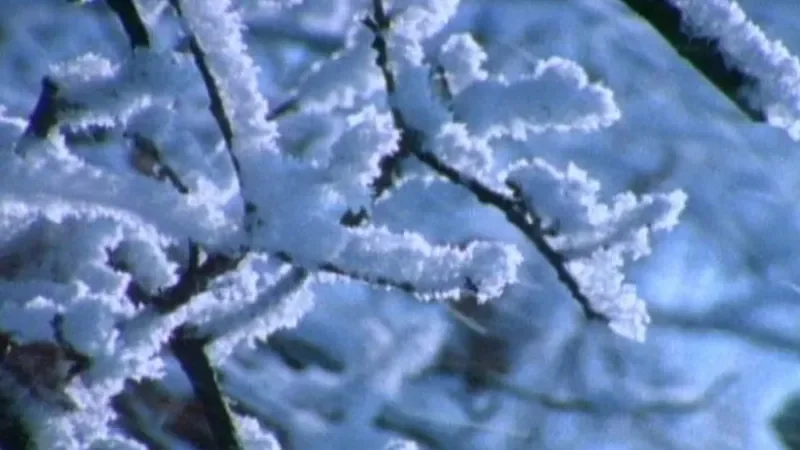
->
[620,0,800,140]
[362,0,684,341]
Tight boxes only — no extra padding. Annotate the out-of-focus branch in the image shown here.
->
[105,0,150,49]
[0,397,31,450]
[0,332,33,450]
[247,17,345,54]
[363,0,603,321]
[127,132,190,194]
[21,77,60,141]
[265,97,299,122]
[656,308,800,357]
[618,0,764,121]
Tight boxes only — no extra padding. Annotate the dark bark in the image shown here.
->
[0,398,32,450]
[169,327,243,450]
[106,0,151,49]
[154,243,243,314]
[23,77,60,139]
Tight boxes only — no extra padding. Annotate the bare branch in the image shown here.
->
[105,0,151,50]
[21,77,60,141]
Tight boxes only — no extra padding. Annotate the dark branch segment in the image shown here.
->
[153,243,243,314]
[23,77,60,139]
[413,150,602,320]
[169,327,243,450]
[364,9,413,198]
[106,0,151,49]
[168,0,235,154]
[618,0,765,121]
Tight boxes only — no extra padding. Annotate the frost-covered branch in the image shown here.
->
[364,0,603,321]
[414,149,603,320]
[361,0,685,341]
[619,0,761,121]
[621,0,800,140]
[168,0,240,174]
[364,2,413,198]
[152,244,243,314]
[196,266,310,343]
[169,0,520,301]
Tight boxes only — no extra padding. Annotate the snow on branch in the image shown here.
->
[291,30,384,114]
[365,0,685,340]
[452,57,621,140]
[620,0,800,140]
[172,0,520,302]
[168,0,276,206]
[45,50,197,133]
[188,264,311,356]
[504,160,685,341]
[321,228,522,302]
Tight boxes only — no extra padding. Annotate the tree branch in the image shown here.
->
[105,0,151,50]
[127,132,190,194]
[274,251,479,300]
[167,0,236,155]
[363,9,413,198]
[0,398,32,450]
[21,77,60,140]
[169,327,243,450]
[618,0,764,121]
[153,242,244,314]
[364,0,604,321]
